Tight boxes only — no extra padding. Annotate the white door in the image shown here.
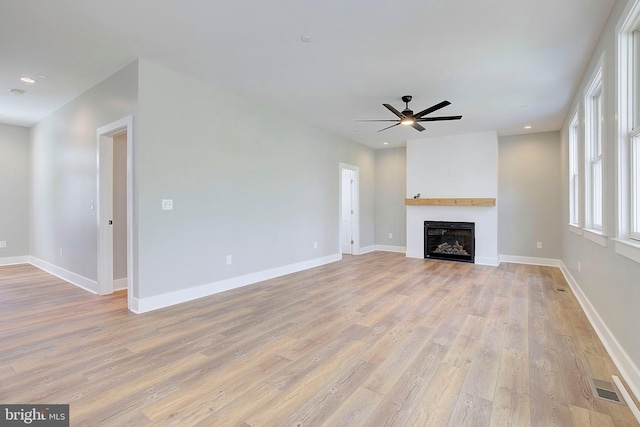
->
[341,169,354,254]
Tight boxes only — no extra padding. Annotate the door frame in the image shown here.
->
[339,163,360,255]
[97,115,133,310]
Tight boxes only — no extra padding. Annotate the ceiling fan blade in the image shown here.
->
[383,103,406,119]
[355,119,401,122]
[413,100,451,118]
[416,115,462,122]
[377,123,401,132]
[411,122,426,132]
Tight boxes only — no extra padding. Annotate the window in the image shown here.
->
[569,112,580,226]
[632,130,640,240]
[616,0,640,262]
[584,61,604,232]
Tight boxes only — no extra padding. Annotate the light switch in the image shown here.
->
[162,199,173,210]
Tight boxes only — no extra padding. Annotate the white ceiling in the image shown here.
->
[0,0,615,149]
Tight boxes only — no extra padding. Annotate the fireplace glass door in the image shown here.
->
[424,221,475,263]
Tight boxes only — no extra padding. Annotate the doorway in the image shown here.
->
[339,164,359,255]
[97,116,133,310]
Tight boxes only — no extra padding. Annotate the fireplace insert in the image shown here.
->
[424,221,475,263]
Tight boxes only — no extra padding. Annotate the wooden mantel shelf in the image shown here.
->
[405,198,496,206]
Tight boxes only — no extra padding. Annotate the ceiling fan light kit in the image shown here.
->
[357,95,462,132]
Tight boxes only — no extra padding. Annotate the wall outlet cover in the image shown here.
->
[162,199,173,210]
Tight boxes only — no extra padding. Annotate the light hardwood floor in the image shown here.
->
[0,252,637,426]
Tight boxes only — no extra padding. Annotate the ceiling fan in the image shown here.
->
[357,95,462,132]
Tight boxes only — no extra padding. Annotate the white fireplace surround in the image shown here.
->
[405,131,499,266]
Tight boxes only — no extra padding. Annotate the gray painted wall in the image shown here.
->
[0,123,30,260]
[560,0,640,384]
[135,59,375,298]
[498,132,561,258]
[375,147,406,248]
[29,61,138,286]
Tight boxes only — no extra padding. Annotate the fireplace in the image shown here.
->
[424,221,475,263]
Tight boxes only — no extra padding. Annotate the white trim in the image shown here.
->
[113,278,128,291]
[374,245,406,253]
[612,375,640,424]
[475,256,499,266]
[568,224,583,235]
[498,255,563,267]
[559,262,640,405]
[613,238,640,264]
[583,228,609,247]
[0,256,31,266]
[405,249,423,259]
[584,53,606,233]
[339,163,360,256]
[357,245,377,255]
[97,115,134,311]
[132,253,341,313]
[28,256,97,294]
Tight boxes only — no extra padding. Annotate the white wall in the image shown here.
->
[405,131,498,265]
[29,61,138,290]
[0,123,30,263]
[134,59,375,304]
[560,0,640,399]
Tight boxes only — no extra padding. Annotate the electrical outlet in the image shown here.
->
[536,242,542,249]
[389,233,393,239]
[60,248,63,257]
[578,261,581,272]
[0,241,6,248]
[226,255,232,265]
[162,199,173,210]
[313,241,318,249]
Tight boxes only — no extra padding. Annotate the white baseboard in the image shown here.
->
[405,250,423,259]
[559,262,640,404]
[113,278,128,291]
[356,245,377,255]
[132,253,342,313]
[475,256,499,266]
[28,256,97,294]
[374,245,406,253]
[0,256,30,266]
[499,255,563,267]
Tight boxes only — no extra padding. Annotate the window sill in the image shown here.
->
[582,228,608,247]
[568,224,582,235]
[612,238,640,264]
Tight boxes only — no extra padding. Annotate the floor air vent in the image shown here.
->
[589,378,625,405]
[555,287,567,292]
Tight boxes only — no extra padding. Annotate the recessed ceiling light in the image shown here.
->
[300,35,312,43]
[37,74,48,79]
[524,125,532,129]
[383,142,389,145]
[10,88,25,95]
[20,76,36,84]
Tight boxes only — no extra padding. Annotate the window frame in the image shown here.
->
[583,56,605,236]
[569,111,580,227]
[615,0,640,263]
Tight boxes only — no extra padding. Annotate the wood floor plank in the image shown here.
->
[489,348,531,427]
[1,255,637,426]
[447,391,493,427]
